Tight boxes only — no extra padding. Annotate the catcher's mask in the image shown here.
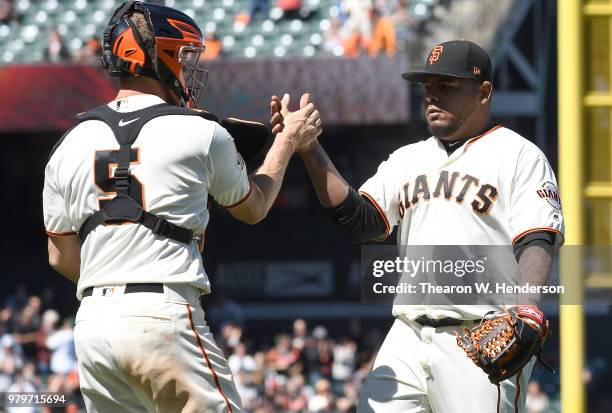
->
[101,1,208,108]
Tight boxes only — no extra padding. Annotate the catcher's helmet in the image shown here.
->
[102,1,207,108]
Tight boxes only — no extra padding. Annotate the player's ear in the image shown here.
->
[479,81,493,105]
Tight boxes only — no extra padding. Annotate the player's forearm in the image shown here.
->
[47,236,80,284]
[49,260,80,284]
[248,137,296,221]
[298,140,349,207]
[516,244,552,305]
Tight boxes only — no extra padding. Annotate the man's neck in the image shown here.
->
[114,89,161,102]
[439,122,496,156]
[114,78,174,104]
[455,124,491,140]
[440,116,492,142]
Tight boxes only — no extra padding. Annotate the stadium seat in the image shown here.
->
[1,0,438,62]
[15,0,31,14]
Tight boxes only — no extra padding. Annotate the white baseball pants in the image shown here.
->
[357,318,535,413]
[74,284,242,413]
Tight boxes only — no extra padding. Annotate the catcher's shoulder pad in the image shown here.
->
[76,106,271,162]
[220,117,272,164]
[191,111,271,165]
[192,109,219,123]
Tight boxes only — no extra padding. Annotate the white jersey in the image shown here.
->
[43,94,250,300]
[359,125,565,320]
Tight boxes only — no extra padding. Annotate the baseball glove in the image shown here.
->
[456,305,553,384]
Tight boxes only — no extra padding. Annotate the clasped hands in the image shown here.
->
[269,93,322,154]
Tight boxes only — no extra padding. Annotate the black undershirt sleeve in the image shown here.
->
[513,231,556,262]
[326,187,388,243]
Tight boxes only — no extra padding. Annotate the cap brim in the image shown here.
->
[401,71,428,82]
[401,71,479,83]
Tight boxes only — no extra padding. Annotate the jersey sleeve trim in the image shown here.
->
[46,230,77,237]
[358,190,391,237]
[512,227,564,246]
[222,180,253,209]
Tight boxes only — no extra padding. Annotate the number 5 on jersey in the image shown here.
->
[94,148,145,209]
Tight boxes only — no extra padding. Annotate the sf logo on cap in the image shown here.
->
[429,45,444,65]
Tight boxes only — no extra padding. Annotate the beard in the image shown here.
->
[427,117,462,139]
[427,100,478,139]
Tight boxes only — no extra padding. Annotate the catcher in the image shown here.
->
[43,2,320,412]
[292,40,563,412]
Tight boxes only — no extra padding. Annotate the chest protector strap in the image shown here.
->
[77,103,218,244]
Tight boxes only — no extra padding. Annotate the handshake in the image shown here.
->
[223,92,345,226]
[268,92,322,155]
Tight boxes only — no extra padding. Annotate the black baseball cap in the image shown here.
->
[401,40,492,83]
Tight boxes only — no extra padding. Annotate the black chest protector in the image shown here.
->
[76,103,217,244]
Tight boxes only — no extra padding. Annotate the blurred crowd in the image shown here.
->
[0,0,13,24]
[42,30,103,65]
[246,0,415,58]
[214,319,378,413]
[3,0,419,64]
[2,285,604,413]
[38,23,219,65]
[323,0,415,58]
[0,285,83,412]
[0,285,384,413]
[525,380,550,413]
